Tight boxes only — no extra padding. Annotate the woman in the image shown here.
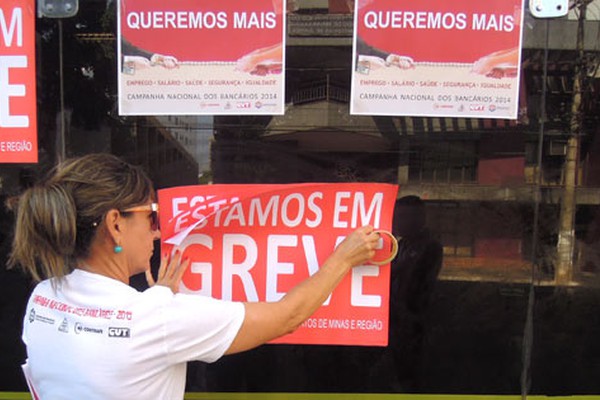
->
[9,154,380,399]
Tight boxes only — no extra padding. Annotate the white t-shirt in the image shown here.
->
[22,269,245,400]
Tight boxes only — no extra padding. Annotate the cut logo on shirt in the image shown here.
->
[108,327,131,338]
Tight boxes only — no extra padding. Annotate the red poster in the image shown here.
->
[158,183,398,346]
[118,0,285,116]
[351,0,525,119]
[0,0,37,163]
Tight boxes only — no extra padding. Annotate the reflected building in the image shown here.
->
[211,0,600,285]
[154,116,214,174]
[111,117,199,189]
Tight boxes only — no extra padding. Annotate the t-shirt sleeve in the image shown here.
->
[161,292,245,364]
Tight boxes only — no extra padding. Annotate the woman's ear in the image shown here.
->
[104,209,123,243]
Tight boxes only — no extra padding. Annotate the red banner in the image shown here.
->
[351,0,525,119]
[0,0,37,163]
[158,183,398,346]
[118,0,285,116]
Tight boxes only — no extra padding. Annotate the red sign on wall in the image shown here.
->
[351,0,525,119]
[158,183,398,346]
[118,0,285,116]
[0,0,37,163]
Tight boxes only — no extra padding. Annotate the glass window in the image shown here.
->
[1,0,600,397]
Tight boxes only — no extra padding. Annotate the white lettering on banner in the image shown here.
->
[172,195,235,232]
[222,234,259,302]
[173,210,192,232]
[0,7,23,47]
[127,11,228,29]
[363,11,515,32]
[333,192,383,229]
[351,266,382,307]
[266,235,297,302]
[212,206,230,228]
[127,11,228,30]
[472,13,514,32]
[351,192,383,230]
[333,192,351,228]
[281,194,304,227]
[178,234,213,297]
[179,234,381,307]
[0,55,28,128]
[233,12,277,29]
[125,11,278,30]
[301,317,383,331]
[364,11,468,30]
[223,202,246,227]
[249,195,280,227]
[172,197,188,217]
[306,192,323,228]
[0,140,33,152]
[171,191,377,232]
[196,198,230,222]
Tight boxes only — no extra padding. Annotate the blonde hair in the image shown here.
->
[8,154,154,281]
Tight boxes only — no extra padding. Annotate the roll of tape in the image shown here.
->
[370,230,399,266]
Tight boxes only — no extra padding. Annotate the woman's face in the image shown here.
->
[120,203,161,277]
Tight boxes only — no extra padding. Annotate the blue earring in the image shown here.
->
[114,245,123,254]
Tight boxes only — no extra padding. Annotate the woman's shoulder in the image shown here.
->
[29,276,58,295]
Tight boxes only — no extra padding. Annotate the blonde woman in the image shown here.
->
[9,153,380,400]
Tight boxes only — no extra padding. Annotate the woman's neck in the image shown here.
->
[79,249,129,284]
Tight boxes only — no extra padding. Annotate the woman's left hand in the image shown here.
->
[146,250,190,294]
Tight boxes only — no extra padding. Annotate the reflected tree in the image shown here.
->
[556,0,597,284]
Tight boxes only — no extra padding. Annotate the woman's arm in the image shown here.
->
[225,226,378,354]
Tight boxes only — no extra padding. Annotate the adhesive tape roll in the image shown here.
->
[370,230,399,266]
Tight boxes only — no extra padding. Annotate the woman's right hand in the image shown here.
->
[332,226,380,268]
[146,250,190,294]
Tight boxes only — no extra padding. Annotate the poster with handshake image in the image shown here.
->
[350,0,525,119]
[118,0,285,115]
